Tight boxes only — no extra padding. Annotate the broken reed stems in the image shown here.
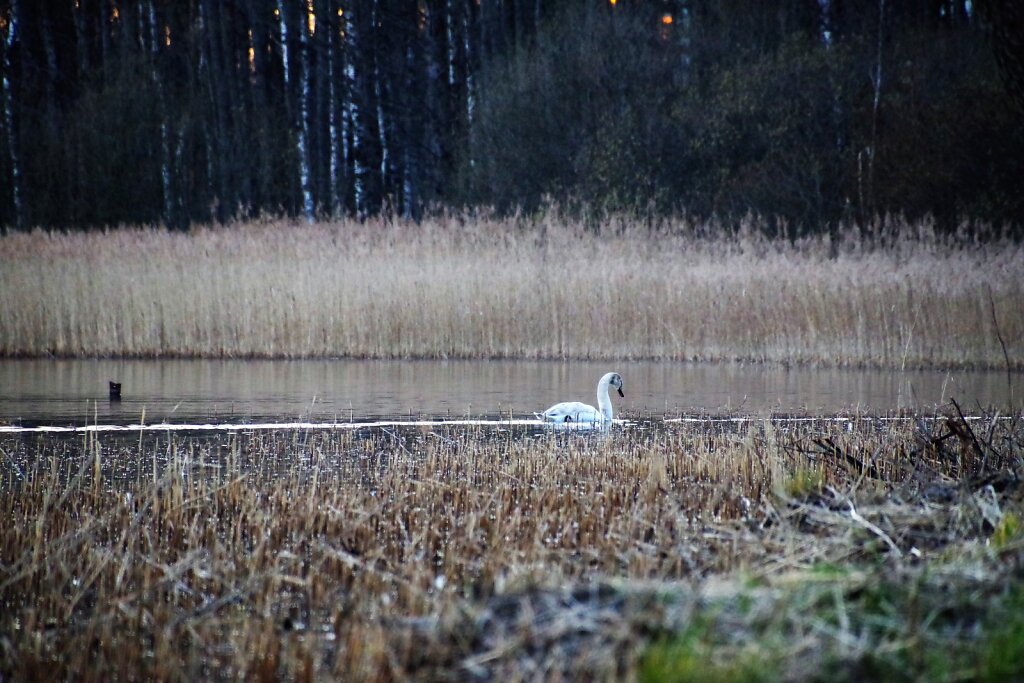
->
[1,214,1021,367]
[1,413,1021,680]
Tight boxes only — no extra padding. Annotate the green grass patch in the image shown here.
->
[782,465,825,499]
[640,617,780,683]
[640,566,1024,683]
[978,584,1024,682]
[991,511,1022,551]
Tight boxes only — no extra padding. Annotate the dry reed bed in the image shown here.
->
[2,413,1022,680]
[1,215,1021,367]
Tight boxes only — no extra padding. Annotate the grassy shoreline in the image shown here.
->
[2,413,1023,680]
[1,215,1021,369]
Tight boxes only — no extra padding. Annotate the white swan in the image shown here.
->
[537,372,624,424]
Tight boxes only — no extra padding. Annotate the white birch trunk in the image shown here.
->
[446,0,456,87]
[402,45,416,219]
[375,63,388,199]
[197,2,217,216]
[463,2,475,170]
[327,4,341,216]
[148,1,173,226]
[297,4,315,222]
[344,9,366,215]
[372,1,389,202]
[278,3,290,86]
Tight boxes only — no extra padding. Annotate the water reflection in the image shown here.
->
[0,358,1016,427]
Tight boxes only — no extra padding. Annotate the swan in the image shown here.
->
[537,372,624,424]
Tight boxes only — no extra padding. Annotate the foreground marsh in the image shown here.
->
[2,412,1022,680]
[1,215,1021,367]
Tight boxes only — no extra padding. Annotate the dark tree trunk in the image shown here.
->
[2,0,24,229]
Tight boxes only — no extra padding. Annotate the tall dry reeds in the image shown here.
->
[1,214,1021,367]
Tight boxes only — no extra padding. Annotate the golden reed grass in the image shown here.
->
[2,415,1021,679]
[0,214,1021,367]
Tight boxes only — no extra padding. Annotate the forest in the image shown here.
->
[1,0,1022,233]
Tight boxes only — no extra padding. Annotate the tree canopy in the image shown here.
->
[1,0,1021,232]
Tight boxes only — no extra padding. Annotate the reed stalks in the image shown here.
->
[2,412,1022,680]
[1,214,1021,367]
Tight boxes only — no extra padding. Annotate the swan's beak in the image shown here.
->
[617,388,624,398]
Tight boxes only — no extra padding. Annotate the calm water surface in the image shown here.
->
[0,359,1016,427]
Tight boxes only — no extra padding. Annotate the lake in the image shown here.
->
[0,359,1016,428]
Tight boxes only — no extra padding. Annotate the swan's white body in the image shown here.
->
[538,372,624,424]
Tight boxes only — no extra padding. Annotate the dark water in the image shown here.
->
[0,359,1016,427]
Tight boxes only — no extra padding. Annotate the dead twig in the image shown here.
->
[813,438,883,481]
[988,284,1014,412]
[826,486,904,558]
[949,399,988,474]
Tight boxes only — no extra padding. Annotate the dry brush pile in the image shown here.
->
[1,214,1021,367]
[2,410,1023,680]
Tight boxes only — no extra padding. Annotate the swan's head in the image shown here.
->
[605,372,624,398]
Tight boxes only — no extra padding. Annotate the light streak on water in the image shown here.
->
[0,415,1001,435]
[0,418,619,434]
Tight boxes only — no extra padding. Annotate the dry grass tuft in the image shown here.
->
[1,214,1021,367]
[2,411,1022,680]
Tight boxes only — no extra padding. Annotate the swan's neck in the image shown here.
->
[597,381,613,422]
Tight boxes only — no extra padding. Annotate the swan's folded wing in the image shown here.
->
[541,401,602,422]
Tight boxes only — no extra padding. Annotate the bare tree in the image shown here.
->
[1,0,23,229]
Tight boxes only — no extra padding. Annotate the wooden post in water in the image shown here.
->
[109,381,122,401]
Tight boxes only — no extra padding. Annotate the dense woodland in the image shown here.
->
[1,0,1022,232]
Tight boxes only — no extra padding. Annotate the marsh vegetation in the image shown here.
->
[2,213,1022,678]
[2,411,1023,680]
[1,215,1021,368]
